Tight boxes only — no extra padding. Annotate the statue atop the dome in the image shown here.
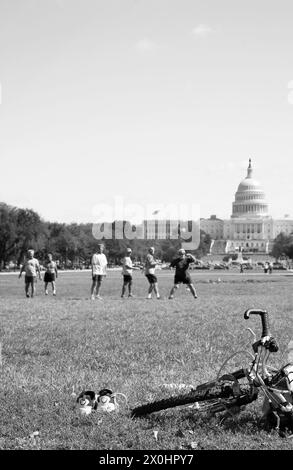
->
[247,158,253,178]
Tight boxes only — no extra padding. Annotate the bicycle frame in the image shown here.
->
[131,309,293,434]
[222,310,293,430]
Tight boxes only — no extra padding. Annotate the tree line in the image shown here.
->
[0,202,212,270]
[270,232,293,261]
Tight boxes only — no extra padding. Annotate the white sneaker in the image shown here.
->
[147,295,152,299]
[96,295,103,300]
[45,291,48,295]
[91,295,95,300]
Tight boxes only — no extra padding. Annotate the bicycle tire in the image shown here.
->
[131,380,254,418]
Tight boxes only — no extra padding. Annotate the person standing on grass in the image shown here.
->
[90,244,107,300]
[121,248,140,298]
[19,249,42,298]
[44,253,58,296]
[168,249,198,300]
[144,246,160,299]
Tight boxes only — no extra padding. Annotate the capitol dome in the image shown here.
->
[231,159,269,218]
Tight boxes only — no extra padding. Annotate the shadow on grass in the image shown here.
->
[132,406,266,437]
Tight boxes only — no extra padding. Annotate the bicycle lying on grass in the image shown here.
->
[131,309,293,436]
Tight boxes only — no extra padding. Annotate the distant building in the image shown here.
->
[200,215,224,240]
[201,159,293,255]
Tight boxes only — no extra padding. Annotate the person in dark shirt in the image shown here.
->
[168,249,197,299]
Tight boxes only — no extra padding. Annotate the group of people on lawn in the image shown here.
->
[19,245,198,300]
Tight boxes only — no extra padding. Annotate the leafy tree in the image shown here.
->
[0,203,18,268]
[194,232,212,259]
[0,203,46,268]
[15,208,47,263]
[0,202,215,270]
[44,223,78,266]
[271,232,293,260]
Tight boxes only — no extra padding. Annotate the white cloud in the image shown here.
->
[135,38,156,51]
[192,24,213,37]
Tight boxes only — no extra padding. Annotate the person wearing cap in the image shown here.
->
[144,246,161,299]
[90,244,107,300]
[121,248,140,298]
[19,249,42,298]
[168,249,197,299]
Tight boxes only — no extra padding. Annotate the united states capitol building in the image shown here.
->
[200,159,293,255]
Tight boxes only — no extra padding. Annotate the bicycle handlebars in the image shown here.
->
[244,309,279,353]
[244,309,270,338]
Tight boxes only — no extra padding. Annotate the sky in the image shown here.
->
[1,0,293,223]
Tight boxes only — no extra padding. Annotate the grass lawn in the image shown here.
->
[0,269,293,450]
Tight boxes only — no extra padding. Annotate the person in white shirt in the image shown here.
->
[90,244,107,300]
[19,249,42,298]
[121,248,140,298]
[144,246,160,299]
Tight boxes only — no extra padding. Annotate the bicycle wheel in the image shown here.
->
[131,378,255,418]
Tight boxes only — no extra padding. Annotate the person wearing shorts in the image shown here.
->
[168,249,197,299]
[121,248,139,298]
[145,247,160,299]
[19,249,42,298]
[44,253,58,295]
[90,244,107,300]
